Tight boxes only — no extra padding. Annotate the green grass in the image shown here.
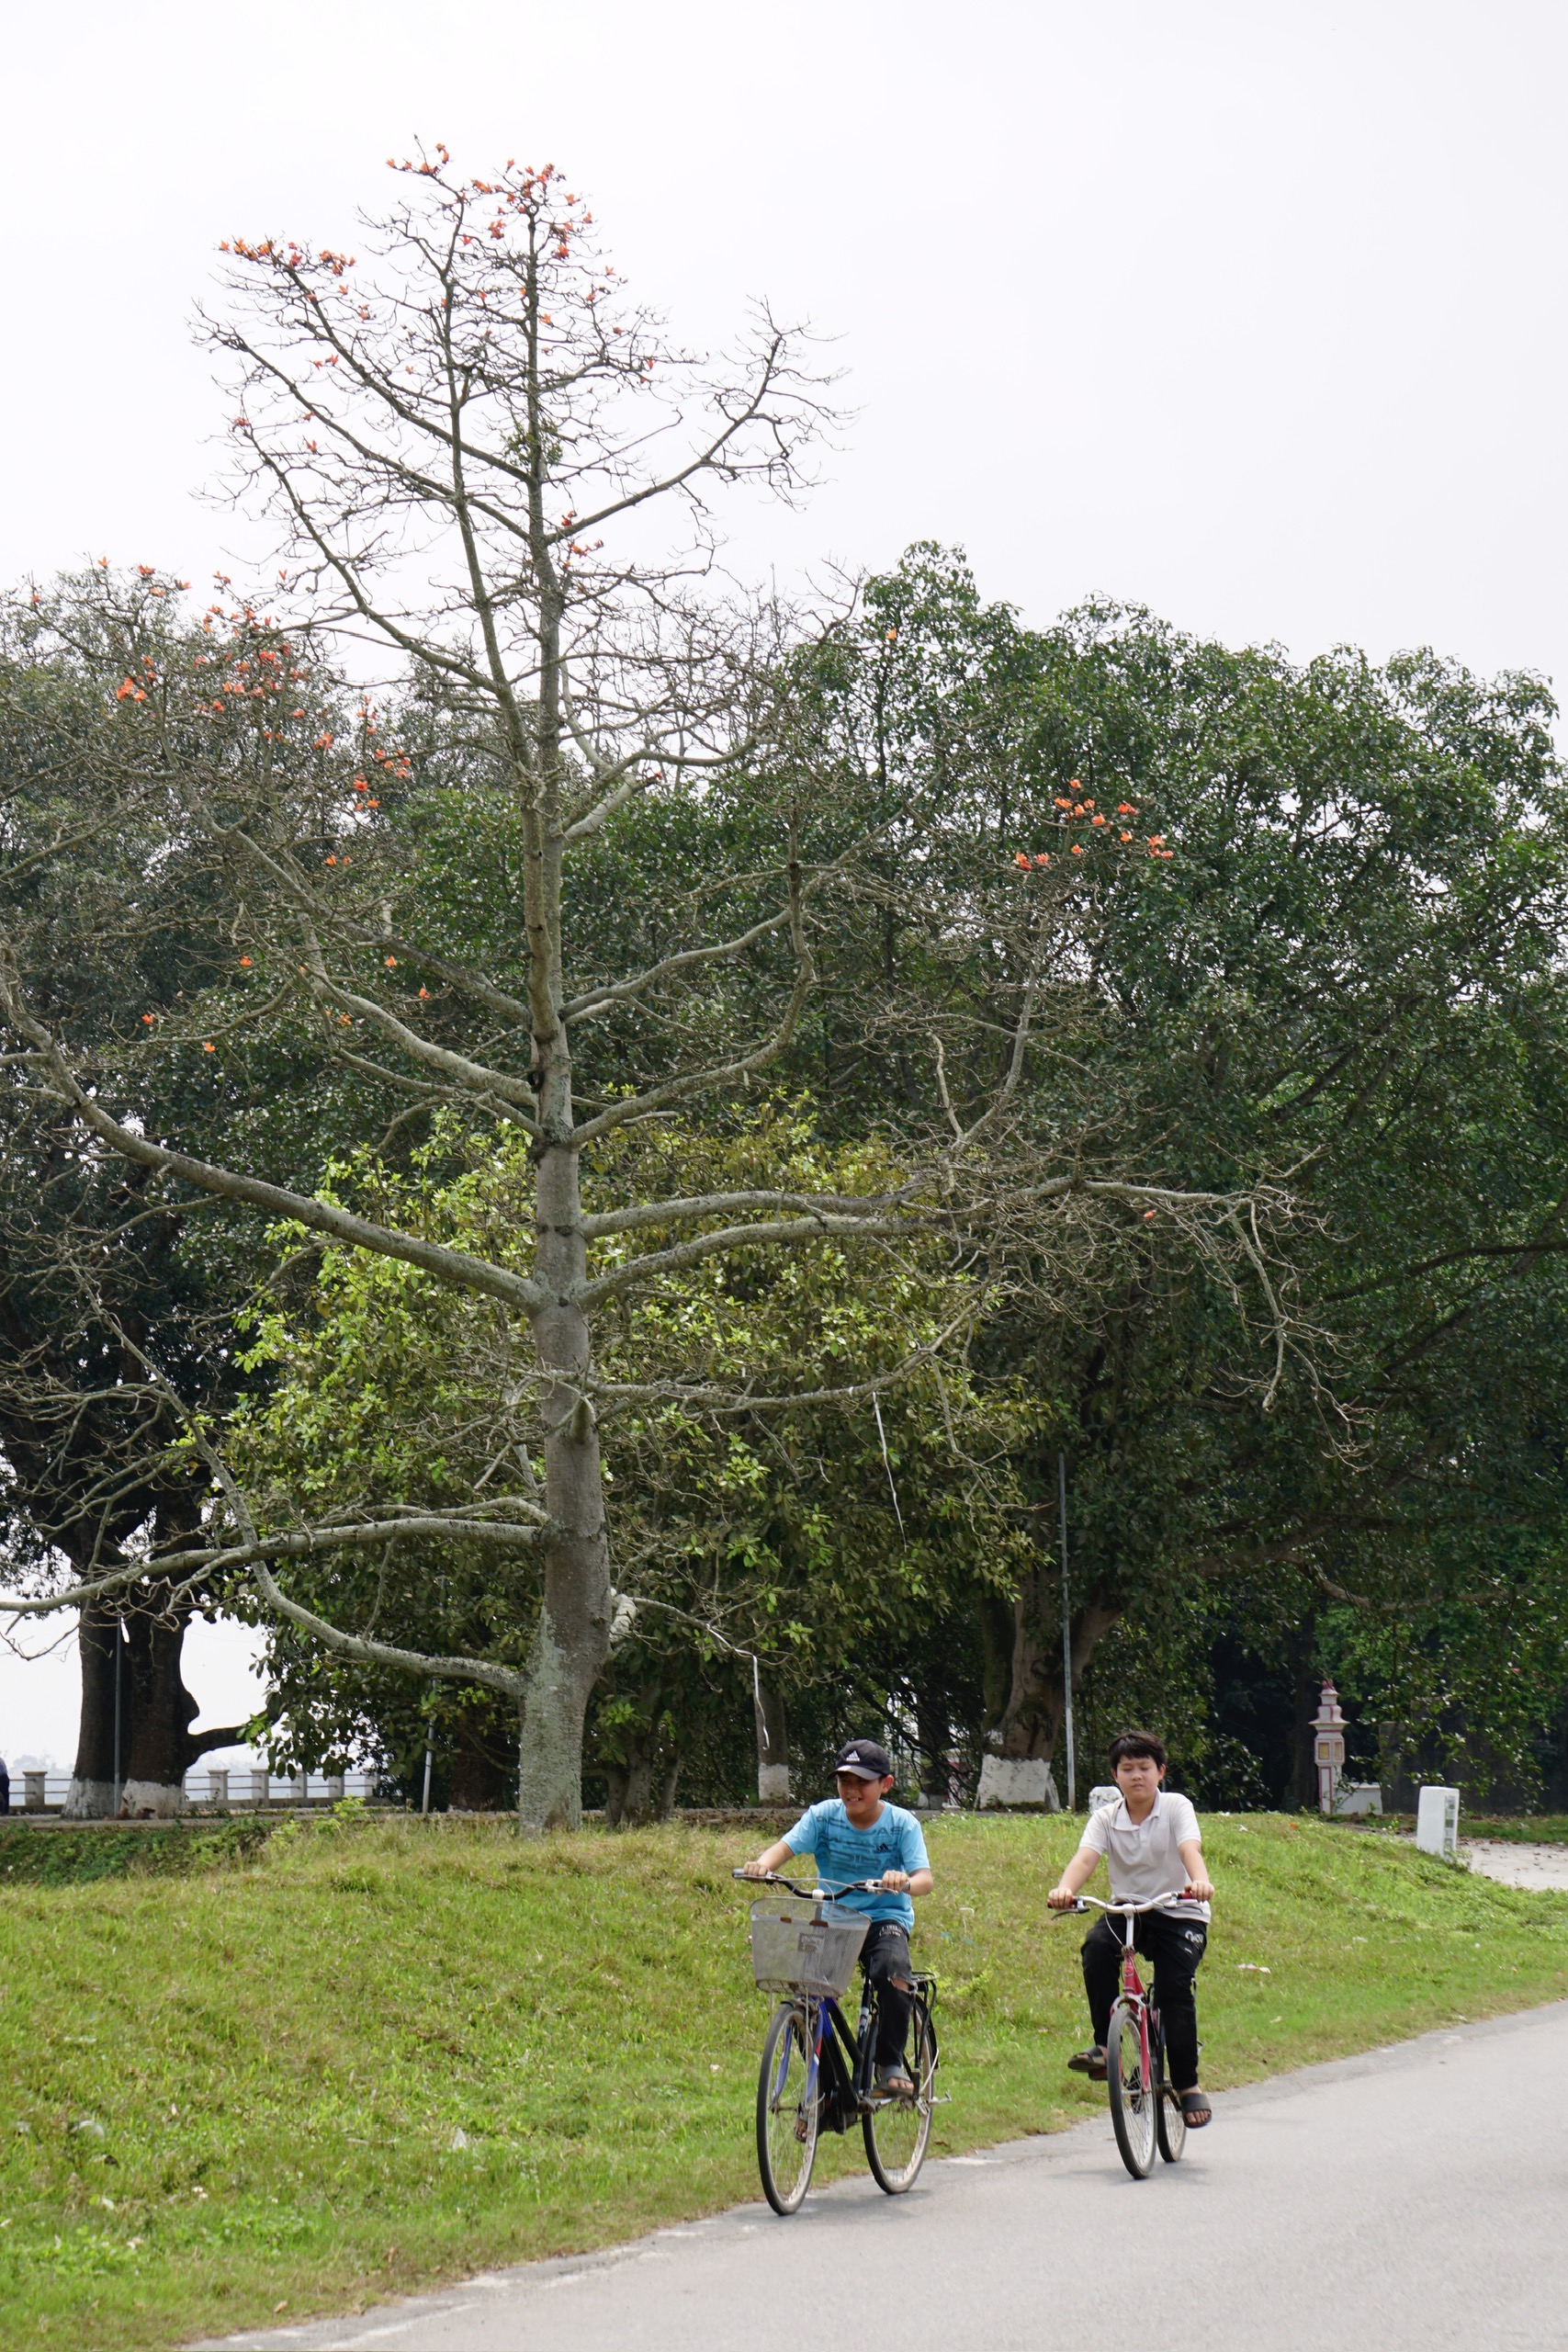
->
[0,1820,272,1891]
[1461,1815,1568,1846]
[1,1811,1564,2350]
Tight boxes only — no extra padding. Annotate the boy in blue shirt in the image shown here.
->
[742,1738,933,2095]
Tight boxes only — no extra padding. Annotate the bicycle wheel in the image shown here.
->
[756,2002,819,2215]
[1154,2019,1186,2164]
[863,1996,938,2194]
[1106,2001,1157,2179]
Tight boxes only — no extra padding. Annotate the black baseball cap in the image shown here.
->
[834,1740,894,1781]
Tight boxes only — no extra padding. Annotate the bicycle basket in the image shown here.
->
[750,1899,869,1997]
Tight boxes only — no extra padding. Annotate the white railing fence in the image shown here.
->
[3,1767,382,1815]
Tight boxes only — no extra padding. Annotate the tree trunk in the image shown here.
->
[119,1596,197,1815]
[915,1680,950,1807]
[64,1602,129,1818]
[997,1566,1120,1766]
[753,1674,791,1804]
[118,1577,248,1817]
[521,1141,613,1832]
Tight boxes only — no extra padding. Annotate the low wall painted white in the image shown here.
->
[976,1757,1060,1811]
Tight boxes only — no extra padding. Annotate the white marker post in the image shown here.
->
[1416,1785,1461,1858]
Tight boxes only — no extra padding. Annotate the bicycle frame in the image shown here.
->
[1110,1907,1154,2089]
[781,1979,927,2123]
[1075,1889,1185,2031]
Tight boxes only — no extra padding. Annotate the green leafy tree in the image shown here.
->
[230,1104,1037,1815]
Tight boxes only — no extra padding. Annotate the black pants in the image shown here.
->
[1082,1912,1207,2090]
[861,1921,915,2067]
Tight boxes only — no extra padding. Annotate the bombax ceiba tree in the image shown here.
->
[0,151,1292,1828]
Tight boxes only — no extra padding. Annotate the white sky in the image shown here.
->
[1,0,1563,1753]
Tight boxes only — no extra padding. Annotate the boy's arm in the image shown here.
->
[741,1837,797,1878]
[1178,1835,1214,1905]
[1047,1844,1101,1908]
[879,1815,933,1898]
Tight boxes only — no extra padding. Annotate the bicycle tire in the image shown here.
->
[863,1995,938,2194]
[1107,2001,1157,2178]
[756,2002,819,2215]
[1154,2018,1186,2164]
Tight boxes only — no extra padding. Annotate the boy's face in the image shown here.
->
[1112,1750,1166,1802]
[837,1769,894,1824]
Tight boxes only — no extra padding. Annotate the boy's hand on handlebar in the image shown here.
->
[739,1860,774,1880]
[878,1870,910,1892]
[1046,1883,1079,1910]
[1183,1872,1215,1904]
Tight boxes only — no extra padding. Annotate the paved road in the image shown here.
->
[1467,1838,1568,1893]
[198,2002,1568,2352]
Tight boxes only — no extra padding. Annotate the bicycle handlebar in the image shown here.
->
[731,1868,889,1900]
[1068,1892,1194,1915]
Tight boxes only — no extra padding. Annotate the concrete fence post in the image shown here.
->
[23,1771,45,1812]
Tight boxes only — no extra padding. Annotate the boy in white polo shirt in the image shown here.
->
[1046,1729,1215,2128]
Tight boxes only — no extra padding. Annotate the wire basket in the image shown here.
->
[750,1898,869,1997]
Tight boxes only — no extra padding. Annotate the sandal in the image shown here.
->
[1179,2090,1213,2127]
[1067,2046,1108,2081]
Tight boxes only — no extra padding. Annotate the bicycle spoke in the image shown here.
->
[1107,2003,1157,2178]
[756,2004,818,2215]
[863,1999,937,2194]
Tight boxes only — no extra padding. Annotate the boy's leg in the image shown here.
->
[1139,1912,1208,2090]
[862,1923,914,2073]
[1079,1916,1123,2052]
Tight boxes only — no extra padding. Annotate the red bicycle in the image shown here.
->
[1072,1893,1189,2178]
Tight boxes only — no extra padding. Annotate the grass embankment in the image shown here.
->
[2,1811,1564,2349]
[1461,1815,1568,1845]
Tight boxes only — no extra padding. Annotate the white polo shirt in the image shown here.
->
[1078,1789,1209,1920]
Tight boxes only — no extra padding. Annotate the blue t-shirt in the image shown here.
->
[782,1799,931,1928]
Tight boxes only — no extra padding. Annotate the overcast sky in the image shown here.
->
[2,0,1562,1757]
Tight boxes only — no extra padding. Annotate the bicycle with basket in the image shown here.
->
[735,1868,941,2215]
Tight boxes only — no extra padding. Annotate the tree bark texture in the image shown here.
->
[997,1565,1119,1766]
[65,1603,129,1817]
